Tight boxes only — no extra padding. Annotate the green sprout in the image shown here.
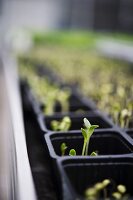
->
[57,89,71,112]
[69,149,76,156]
[81,118,99,156]
[60,143,67,156]
[85,179,128,200]
[51,116,71,131]
[112,184,128,200]
[119,108,132,129]
[85,179,111,200]
[60,143,77,156]
[60,118,99,157]
[90,151,98,156]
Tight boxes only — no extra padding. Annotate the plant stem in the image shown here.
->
[103,188,109,200]
[82,140,86,156]
[125,118,130,129]
[85,139,90,156]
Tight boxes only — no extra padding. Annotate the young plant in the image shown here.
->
[60,143,68,156]
[60,143,77,156]
[51,116,71,131]
[112,184,127,200]
[85,179,128,200]
[60,118,99,157]
[120,108,132,129]
[69,149,76,156]
[57,88,71,112]
[81,118,99,156]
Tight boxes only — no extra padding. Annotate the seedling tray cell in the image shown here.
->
[45,130,133,159]
[40,93,94,114]
[38,112,113,132]
[57,157,133,200]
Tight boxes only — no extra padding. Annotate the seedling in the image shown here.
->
[60,143,77,156]
[120,108,132,129]
[57,88,71,112]
[81,118,99,156]
[69,149,76,156]
[90,151,98,156]
[112,184,127,200]
[60,143,67,156]
[60,118,98,157]
[85,179,128,200]
[51,116,71,131]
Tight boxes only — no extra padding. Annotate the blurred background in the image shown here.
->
[0,1,133,200]
[0,0,133,33]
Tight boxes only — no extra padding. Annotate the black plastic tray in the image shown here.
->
[38,111,114,132]
[19,64,133,200]
[126,129,133,139]
[44,130,133,159]
[21,79,97,117]
[56,157,133,200]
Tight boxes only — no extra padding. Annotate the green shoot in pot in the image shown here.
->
[81,118,99,156]
[85,179,128,200]
[60,118,99,157]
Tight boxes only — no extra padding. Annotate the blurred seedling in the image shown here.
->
[51,116,71,131]
[85,179,128,200]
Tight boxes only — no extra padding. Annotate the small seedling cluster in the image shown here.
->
[20,42,133,129]
[19,63,71,115]
[85,179,128,200]
[51,116,71,131]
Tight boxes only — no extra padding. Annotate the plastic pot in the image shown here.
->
[56,157,133,200]
[38,111,114,132]
[44,130,133,159]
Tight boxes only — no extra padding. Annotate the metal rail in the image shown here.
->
[0,49,37,200]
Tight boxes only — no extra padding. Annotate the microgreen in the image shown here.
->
[69,149,76,156]
[60,118,98,157]
[81,118,99,156]
[51,116,71,131]
[90,151,98,156]
[60,143,67,156]
[85,179,128,200]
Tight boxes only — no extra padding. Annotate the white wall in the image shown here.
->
[1,0,66,34]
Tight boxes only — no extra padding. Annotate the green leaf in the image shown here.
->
[91,125,99,129]
[60,116,71,131]
[84,118,91,128]
[90,151,98,156]
[69,149,76,156]
[81,128,87,140]
[51,120,59,131]
[88,125,99,137]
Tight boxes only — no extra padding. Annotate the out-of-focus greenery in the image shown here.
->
[32,31,99,49]
[19,63,71,115]
[18,31,133,128]
[32,31,133,48]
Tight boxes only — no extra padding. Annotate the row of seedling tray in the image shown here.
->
[20,65,133,200]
